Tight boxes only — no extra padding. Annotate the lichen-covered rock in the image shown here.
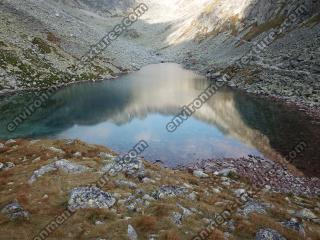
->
[68,186,116,210]
[28,159,91,184]
[1,202,30,220]
[101,156,144,176]
[152,185,189,200]
[255,228,286,240]
[240,201,267,216]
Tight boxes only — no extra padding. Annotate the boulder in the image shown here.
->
[1,202,30,220]
[29,159,91,184]
[240,201,267,216]
[152,185,188,200]
[294,208,317,221]
[68,186,116,210]
[255,228,286,240]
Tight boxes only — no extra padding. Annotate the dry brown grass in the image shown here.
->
[208,229,225,240]
[234,213,302,240]
[161,230,182,240]
[46,32,60,44]
[133,215,157,232]
[1,139,320,239]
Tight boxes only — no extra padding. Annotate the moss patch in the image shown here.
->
[32,37,51,54]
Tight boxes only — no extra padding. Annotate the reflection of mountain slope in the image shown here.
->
[234,94,320,177]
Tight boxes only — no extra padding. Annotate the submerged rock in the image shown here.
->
[1,202,30,220]
[28,159,91,184]
[68,186,116,210]
[255,228,286,240]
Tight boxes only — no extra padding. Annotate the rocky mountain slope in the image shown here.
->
[0,0,319,108]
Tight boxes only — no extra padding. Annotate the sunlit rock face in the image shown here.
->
[56,0,136,14]
[158,0,319,44]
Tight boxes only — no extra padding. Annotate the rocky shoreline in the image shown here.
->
[0,139,319,239]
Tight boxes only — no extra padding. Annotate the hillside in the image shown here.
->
[0,0,319,107]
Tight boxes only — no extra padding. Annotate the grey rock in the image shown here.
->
[294,208,317,221]
[5,139,16,145]
[240,201,267,216]
[115,179,137,189]
[48,147,65,155]
[1,202,30,220]
[215,168,237,177]
[255,228,286,240]
[68,186,116,210]
[142,177,155,184]
[281,218,305,236]
[101,156,144,176]
[142,194,154,201]
[233,189,246,197]
[127,202,137,211]
[0,162,15,171]
[73,152,82,158]
[128,224,138,240]
[98,152,114,160]
[177,204,193,217]
[95,220,105,225]
[152,185,188,200]
[0,143,4,148]
[188,191,197,200]
[171,212,183,225]
[193,170,209,178]
[29,159,91,184]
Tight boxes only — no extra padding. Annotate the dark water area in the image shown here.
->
[0,63,319,176]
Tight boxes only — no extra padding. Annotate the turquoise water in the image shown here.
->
[0,63,319,174]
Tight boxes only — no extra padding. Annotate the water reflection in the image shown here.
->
[0,63,319,175]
